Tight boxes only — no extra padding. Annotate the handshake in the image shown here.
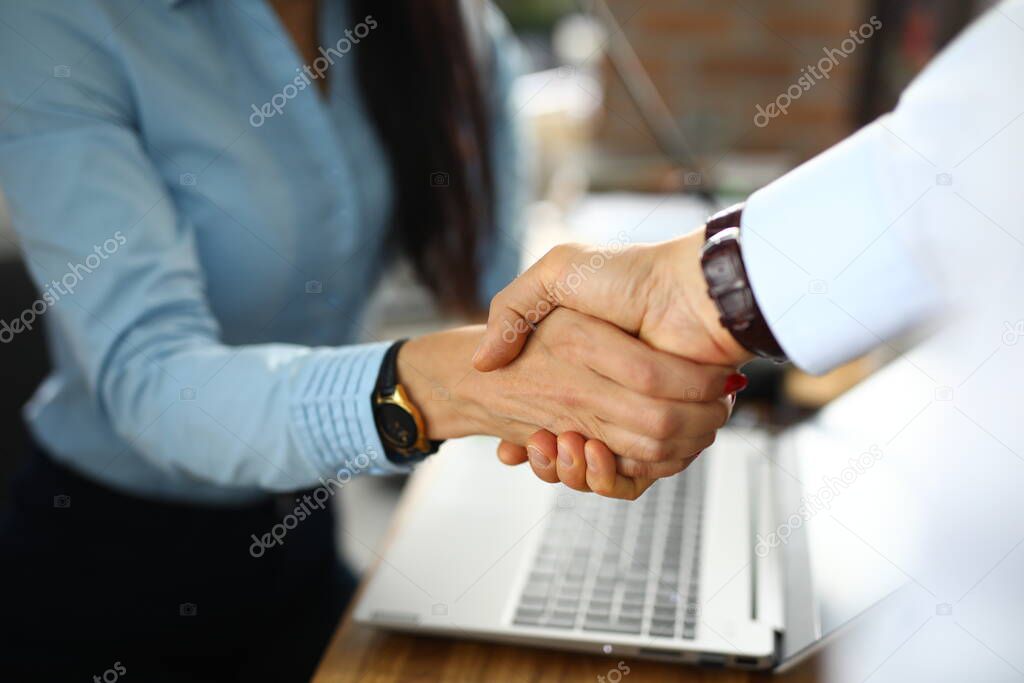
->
[401,227,758,502]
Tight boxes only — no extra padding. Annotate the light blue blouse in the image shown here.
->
[0,0,523,503]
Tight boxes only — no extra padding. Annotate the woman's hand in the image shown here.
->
[397,308,738,499]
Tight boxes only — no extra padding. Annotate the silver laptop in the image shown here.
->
[354,371,909,670]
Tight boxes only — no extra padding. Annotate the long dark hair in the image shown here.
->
[351,2,495,315]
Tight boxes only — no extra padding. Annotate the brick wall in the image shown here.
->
[593,0,874,166]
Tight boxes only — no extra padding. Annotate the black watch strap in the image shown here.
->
[374,340,443,464]
[376,340,405,396]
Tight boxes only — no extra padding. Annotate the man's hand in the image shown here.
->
[472,228,751,372]
[497,421,710,501]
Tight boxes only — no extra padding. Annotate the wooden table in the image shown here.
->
[312,563,827,683]
[315,606,831,682]
[311,466,826,683]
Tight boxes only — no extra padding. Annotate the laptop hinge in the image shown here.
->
[752,443,785,633]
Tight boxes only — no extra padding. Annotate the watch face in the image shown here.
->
[377,403,418,449]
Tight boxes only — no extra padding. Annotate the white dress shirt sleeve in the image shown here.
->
[741,0,1024,375]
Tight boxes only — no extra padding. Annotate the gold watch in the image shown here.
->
[372,340,442,462]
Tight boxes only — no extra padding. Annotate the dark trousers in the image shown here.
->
[0,443,356,682]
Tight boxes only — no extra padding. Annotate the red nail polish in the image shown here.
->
[723,373,748,395]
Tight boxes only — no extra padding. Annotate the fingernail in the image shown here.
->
[584,449,599,473]
[557,442,572,468]
[527,445,548,469]
[470,344,483,366]
[723,373,748,395]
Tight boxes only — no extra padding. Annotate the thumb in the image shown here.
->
[471,295,548,372]
[472,247,570,371]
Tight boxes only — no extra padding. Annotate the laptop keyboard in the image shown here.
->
[512,458,705,639]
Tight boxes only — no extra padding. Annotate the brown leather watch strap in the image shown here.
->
[705,201,747,240]
[700,221,787,364]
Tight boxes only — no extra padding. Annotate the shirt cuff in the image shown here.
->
[741,121,943,375]
[289,341,414,479]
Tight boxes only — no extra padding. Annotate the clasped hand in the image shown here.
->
[471,229,752,500]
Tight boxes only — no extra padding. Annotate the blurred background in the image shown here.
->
[0,0,998,568]
[504,0,981,188]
